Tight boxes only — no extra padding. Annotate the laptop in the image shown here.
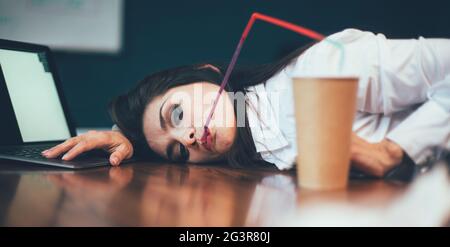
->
[0,39,118,169]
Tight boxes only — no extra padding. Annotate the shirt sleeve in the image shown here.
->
[386,100,450,164]
[293,29,450,164]
[374,36,450,164]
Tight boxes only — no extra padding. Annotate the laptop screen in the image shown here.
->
[0,48,71,143]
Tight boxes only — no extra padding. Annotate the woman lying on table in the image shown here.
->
[42,29,450,177]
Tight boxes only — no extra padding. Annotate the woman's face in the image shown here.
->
[143,82,237,163]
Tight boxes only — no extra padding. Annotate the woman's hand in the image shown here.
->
[350,133,404,177]
[41,130,134,166]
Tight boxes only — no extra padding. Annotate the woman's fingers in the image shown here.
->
[350,135,404,178]
[350,142,387,178]
[42,138,78,158]
[61,141,96,161]
[351,152,383,177]
[40,131,133,166]
[109,144,131,166]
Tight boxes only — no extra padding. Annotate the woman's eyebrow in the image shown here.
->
[159,98,168,130]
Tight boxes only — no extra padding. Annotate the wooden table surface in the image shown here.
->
[0,160,422,226]
[0,159,431,226]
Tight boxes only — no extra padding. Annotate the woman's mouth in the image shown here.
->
[201,128,214,152]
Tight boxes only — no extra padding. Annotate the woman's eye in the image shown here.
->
[170,104,183,126]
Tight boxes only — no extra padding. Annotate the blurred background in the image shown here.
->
[1,0,450,127]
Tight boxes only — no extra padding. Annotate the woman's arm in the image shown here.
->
[374,36,450,165]
[296,29,450,176]
[357,34,450,174]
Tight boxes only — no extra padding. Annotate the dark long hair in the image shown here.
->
[108,44,313,168]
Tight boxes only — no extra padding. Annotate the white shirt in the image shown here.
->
[246,28,450,170]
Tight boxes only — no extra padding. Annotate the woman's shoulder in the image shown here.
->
[290,28,385,76]
[309,28,381,53]
[327,28,374,42]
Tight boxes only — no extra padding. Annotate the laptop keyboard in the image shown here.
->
[0,144,111,161]
[0,145,55,160]
[0,143,115,169]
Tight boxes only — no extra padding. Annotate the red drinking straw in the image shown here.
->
[200,12,335,143]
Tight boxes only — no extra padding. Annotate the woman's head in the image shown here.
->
[142,80,237,163]
[109,63,238,163]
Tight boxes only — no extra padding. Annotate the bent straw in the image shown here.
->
[201,12,345,142]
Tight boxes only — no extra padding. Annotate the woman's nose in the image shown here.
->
[180,127,196,146]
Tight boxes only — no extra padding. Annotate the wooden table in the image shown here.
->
[0,159,435,226]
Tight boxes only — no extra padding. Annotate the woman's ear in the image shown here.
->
[198,64,222,74]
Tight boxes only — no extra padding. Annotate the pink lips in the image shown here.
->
[201,128,213,151]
